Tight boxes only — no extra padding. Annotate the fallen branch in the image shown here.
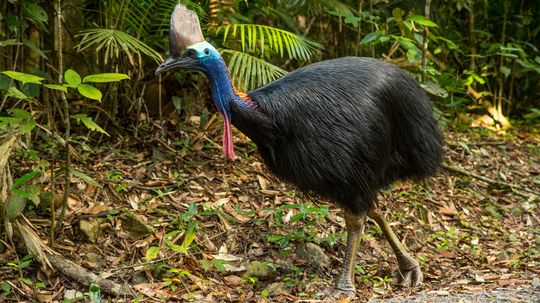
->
[45,252,133,297]
[442,163,539,197]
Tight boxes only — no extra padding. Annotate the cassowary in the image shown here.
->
[156,5,443,295]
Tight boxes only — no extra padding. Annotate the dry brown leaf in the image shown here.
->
[438,206,459,216]
[222,203,250,223]
[258,175,269,190]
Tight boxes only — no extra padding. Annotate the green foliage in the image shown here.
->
[76,29,163,65]
[221,49,288,91]
[218,24,322,61]
[88,283,101,303]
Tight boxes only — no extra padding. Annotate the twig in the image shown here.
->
[421,0,431,82]
[45,252,132,297]
[53,0,71,236]
[442,163,539,196]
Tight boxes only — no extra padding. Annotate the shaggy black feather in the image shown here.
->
[231,57,443,214]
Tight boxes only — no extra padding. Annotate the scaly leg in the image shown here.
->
[333,209,367,292]
[368,208,423,287]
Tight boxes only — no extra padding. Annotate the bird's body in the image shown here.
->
[232,57,442,214]
[156,4,443,296]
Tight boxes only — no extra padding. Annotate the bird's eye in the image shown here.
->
[186,49,196,58]
[204,48,210,55]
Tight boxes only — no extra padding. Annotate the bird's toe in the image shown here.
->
[318,287,357,302]
[393,264,423,287]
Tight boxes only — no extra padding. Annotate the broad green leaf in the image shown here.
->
[89,283,101,303]
[64,69,81,87]
[83,73,130,83]
[71,114,110,136]
[6,192,27,220]
[70,168,102,188]
[23,39,48,60]
[1,71,44,84]
[43,84,67,92]
[360,32,378,45]
[145,246,160,261]
[2,282,10,294]
[0,39,20,47]
[344,16,362,25]
[14,171,39,188]
[410,15,438,27]
[23,2,48,25]
[211,259,225,271]
[421,81,449,98]
[181,223,197,249]
[392,7,405,21]
[6,87,28,99]
[77,84,102,101]
[24,184,41,206]
[500,65,511,77]
[169,244,187,254]
[8,108,32,119]
[172,96,182,112]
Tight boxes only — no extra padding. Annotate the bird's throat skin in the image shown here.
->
[201,56,257,160]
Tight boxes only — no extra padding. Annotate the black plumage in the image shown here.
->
[231,57,442,214]
[156,4,443,296]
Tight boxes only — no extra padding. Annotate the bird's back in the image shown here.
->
[232,57,442,213]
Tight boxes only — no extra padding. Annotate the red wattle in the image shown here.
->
[221,115,235,160]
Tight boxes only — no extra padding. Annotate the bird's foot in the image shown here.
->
[393,263,423,287]
[318,286,356,302]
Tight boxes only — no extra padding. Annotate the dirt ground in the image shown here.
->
[0,121,539,302]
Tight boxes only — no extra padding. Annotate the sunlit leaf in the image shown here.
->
[43,84,68,92]
[145,246,160,261]
[410,15,438,27]
[1,71,44,84]
[77,84,102,101]
[83,73,130,83]
[64,69,81,88]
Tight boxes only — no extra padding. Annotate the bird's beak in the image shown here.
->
[155,57,200,75]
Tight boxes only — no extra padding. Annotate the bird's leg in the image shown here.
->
[368,208,423,287]
[333,209,367,292]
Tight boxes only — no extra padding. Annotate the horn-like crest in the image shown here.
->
[170,4,205,56]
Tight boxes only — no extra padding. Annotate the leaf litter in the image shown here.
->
[1,122,539,302]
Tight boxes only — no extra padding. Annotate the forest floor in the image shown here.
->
[1,118,539,302]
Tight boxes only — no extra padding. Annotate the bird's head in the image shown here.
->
[155,4,235,160]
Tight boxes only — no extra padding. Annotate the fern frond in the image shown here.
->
[217,24,322,61]
[76,29,163,65]
[221,49,288,91]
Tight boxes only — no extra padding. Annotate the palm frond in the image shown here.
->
[221,49,288,91]
[217,24,322,61]
[277,0,355,16]
[208,0,234,25]
[153,0,205,34]
[75,29,163,65]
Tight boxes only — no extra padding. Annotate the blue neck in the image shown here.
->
[202,58,250,118]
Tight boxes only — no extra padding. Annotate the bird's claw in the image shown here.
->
[393,264,423,287]
[318,287,356,302]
